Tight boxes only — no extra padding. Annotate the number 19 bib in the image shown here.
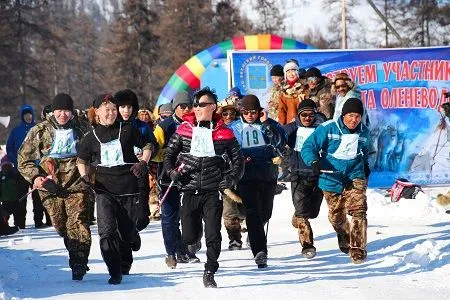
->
[242,123,266,148]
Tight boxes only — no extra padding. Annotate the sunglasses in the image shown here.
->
[241,109,259,115]
[178,103,192,109]
[307,76,319,82]
[222,111,237,117]
[335,84,348,89]
[193,102,214,108]
[300,113,315,118]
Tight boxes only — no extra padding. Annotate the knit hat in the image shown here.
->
[93,93,116,108]
[341,98,364,116]
[240,95,262,111]
[283,61,299,74]
[305,67,322,79]
[270,64,284,77]
[228,87,242,98]
[172,91,192,110]
[52,93,73,111]
[158,103,174,115]
[297,99,317,115]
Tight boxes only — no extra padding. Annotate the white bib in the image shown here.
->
[93,123,125,167]
[190,125,216,157]
[48,128,77,158]
[294,127,314,152]
[241,123,266,148]
[332,133,359,160]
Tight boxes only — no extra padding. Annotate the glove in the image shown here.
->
[169,169,182,183]
[364,163,371,179]
[79,175,93,190]
[42,179,69,198]
[130,160,148,178]
[311,160,320,177]
[219,175,236,190]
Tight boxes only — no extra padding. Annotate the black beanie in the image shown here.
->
[270,64,284,77]
[240,95,262,111]
[93,93,117,108]
[305,67,322,79]
[52,93,73,111]
[298,99,317,114]
[341,98,364,116]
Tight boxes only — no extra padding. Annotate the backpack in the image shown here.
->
[390,178,422,202]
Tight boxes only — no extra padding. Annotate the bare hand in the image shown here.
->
[33,176,46,189]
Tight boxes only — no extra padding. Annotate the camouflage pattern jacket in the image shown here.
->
[17,115,88,197]
[308,77,334,119]
[277,81,308,125]
[267,82,284,121]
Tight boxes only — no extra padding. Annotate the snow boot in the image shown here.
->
[228,239,242,250]
[108,274,122,285]
[176,253,190,264]
[349,248,367,264]
[187,240,202,254]
[301,245,316,259]
[203,271,217,288]
[131,233,141,252]
[71,263,87,281]
[255,251,268,269]
[187,252,200,263]
[0,224,19,236]
[165,255,177,269]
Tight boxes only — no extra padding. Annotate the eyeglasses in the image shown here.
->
[307,76,319,82]
[335,84,348,89]
[241,109,259,115]
[222,111,237,117]
[178,104,192,110]
[193,102,214,108]
[300,113,315,118]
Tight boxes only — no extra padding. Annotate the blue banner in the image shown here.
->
[229,47,450,187]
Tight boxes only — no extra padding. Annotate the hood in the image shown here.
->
[20,104,35,125]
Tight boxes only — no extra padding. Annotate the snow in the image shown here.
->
[1,187,450,300]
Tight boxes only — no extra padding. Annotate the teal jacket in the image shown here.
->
[301,117,370,193]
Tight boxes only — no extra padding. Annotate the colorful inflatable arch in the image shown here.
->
[156,34,313,106]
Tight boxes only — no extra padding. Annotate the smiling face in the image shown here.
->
[221,108,237,125]
[96,102,118,126]
[193,95,216,121]
[334,79,350,96]
[53,110,72,125]
[342,112,362,130]
[298,109,315,127]
[285,69,298,82]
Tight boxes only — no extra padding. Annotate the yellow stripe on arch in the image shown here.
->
[244,35,259,50]
[258,34,272,49]
[184,56,206,79]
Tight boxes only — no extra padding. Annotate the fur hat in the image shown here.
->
[341,98,363,116]
[52,93,73,111]
[305,67,322,79]
[270,64,284,77]
[240,95,262,111]
[172,91,192,110]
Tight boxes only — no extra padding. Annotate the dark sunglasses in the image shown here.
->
[300,113,315,118]
[178,103,193,109]
[335,84,348,89]
[222,111,237,117]
[241,109,259,115]
[193,102,214,108]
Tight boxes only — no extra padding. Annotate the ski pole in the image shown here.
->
[158,163,184,209]
[19,174,53,202]
[297,169,335,174]
[265,220,270,240]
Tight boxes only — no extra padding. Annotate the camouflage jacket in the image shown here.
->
[17,115,88,195]
[308,78,334,119]
[267,83,284,121]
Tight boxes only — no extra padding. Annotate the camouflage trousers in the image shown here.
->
[222,194,245,242]
[291,215,313,249]
[41,191,92,268]
[323,179,368,257]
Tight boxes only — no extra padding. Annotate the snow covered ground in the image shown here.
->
[1,187,449,300]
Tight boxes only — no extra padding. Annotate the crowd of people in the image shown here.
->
[0,59,371,288]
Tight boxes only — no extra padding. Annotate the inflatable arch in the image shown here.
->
[156,34,313,106]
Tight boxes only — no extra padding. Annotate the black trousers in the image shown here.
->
[15,174,48,227]
[239,180,276,257]
[180,190,223,273]
[96,192,138,277]
[291,178,323,219]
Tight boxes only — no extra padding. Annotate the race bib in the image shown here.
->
[48,129,77,158]
[294,127,314,152]
[242,124,266,148]
[190,126,216,157]
[99,139,125,167]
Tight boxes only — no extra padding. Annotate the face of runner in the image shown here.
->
[96,102,118,126]
[53,110,73,126]
[342,112,362,130]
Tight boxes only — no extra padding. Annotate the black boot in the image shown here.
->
[203,270,217,288]
[0,224,19,236]
[255,251,268,269]
[108,274,122,285]
[72,263,87,281]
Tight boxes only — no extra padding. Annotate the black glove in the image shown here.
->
[364,163,371,179]
[169,169,182,183]
[311,160,320,177]
[79,175,93,190]
[219,175,236,190]
[42,179,69,198]
[130,161,148,177]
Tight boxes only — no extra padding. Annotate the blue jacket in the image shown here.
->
[229,117,286,181]
[6,105,35,171]
[301,117,370,193]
